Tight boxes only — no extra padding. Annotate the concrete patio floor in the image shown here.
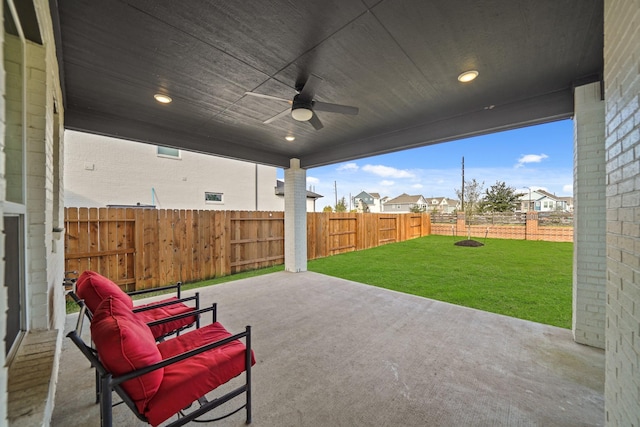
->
[52,271,604,426]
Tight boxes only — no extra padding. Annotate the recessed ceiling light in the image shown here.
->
[457,70,479,83]
[154,93,172,104]
[285,135,295,142]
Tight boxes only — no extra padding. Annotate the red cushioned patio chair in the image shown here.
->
[70,270,201,341]
[69,270,203,404]
[67,297,254,427]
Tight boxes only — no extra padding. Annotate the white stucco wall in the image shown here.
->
[64,131,283,211]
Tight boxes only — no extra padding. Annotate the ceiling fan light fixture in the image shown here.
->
[285,135,295,141]
[457,70,479,83]
[154,93,172,104]
[291,107,313,122]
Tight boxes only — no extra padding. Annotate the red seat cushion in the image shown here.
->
[135,297,198,338]
[76,270,133,313]
[143,323,256,426]
[91,296,163,414]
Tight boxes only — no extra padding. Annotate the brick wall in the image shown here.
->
[572,82,606,349]
[0,5,7,423]
[25,41,50,330]
[284,159,308,272]
[604,0,640,425]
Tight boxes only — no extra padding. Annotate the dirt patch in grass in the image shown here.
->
[454,239,485,247]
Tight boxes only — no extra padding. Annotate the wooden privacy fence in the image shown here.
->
[65,208,431,290]
[307,212,431,258]
[65,208,285,291]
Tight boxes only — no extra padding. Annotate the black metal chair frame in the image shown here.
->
[69,283,204,404]
[67,304,252,427]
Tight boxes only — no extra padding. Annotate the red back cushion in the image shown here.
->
[91,296,163,412]
[76,270,133,313]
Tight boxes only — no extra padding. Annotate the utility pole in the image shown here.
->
[334,181,338,208]
[461,156,465,212]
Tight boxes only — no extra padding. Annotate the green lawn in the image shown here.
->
[308,235,573,328]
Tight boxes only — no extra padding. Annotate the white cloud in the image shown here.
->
[380,180,395,186]
[362,164,415,178]
[337,163,359,172]
[307,177,319,185]
[516,153,549,168]
[411,183,424,189]
[562,184,573,194]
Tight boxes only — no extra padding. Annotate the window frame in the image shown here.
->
[157,146,181,159]
[205,192,224,204]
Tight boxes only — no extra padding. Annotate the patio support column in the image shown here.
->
[572,81,606,349]
[284,158,307,272]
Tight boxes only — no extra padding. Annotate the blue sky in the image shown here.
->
[278,119,574,210]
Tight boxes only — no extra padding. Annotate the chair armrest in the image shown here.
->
[68,292,94,321]
[127,282,183,298]
[144,302,215,328]
[110,325,251,387]
[132,292,199,313]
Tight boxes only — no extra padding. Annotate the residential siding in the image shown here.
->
[65,131,283,211]
[604,0,640,425]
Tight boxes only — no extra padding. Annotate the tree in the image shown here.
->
[322,205,333,212]
[483,181,524,212]
[455,178,484,215]
[410,204,426,213]
[335,196,348,212]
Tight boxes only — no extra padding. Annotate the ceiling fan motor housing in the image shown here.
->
[291,95,313,121]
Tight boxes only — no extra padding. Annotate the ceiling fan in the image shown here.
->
[244,74,359,130]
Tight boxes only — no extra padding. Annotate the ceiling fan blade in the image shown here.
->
[312,101,359,115]
[308,112,324,130]
[298,74,323,100]
[263,108,291,124]
[245,92,292,103]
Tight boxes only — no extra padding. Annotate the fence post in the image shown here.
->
[456,211,466,237]
[526,212,539,240]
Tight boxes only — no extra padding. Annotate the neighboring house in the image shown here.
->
[557,196,574,212]
[274,180,323,212]
[518,189,572,212]
[65,131,285,211]
[353,191,386,213]
[383,193,427,213]
[425,197,460,214]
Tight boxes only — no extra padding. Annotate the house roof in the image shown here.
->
[275,180,323,199]
[534,189,561,200]
[53,1,603,169]
[425,197,460,205]
[385,193,425,204]
[355,191,382,200]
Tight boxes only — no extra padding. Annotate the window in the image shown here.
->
[157,146,180,158]
[205,192,223,203]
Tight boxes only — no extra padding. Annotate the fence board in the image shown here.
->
[64,208,79,275]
